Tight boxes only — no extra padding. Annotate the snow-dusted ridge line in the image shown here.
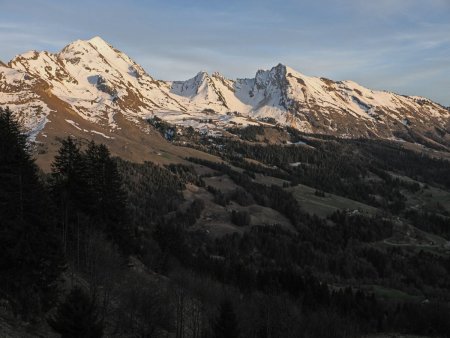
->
[1,36,449,143]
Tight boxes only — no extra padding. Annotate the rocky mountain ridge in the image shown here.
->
[1,36,449,149]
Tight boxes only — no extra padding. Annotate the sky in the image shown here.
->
[0,0,449,105]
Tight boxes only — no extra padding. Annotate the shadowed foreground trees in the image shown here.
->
[0,107,64,319]
[51,139,134,254]
[213,300,240,338]
[48,287,103,338]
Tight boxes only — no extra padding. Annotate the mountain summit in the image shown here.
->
[1,36,449,151]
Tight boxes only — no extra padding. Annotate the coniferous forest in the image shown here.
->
[1,106,450,337]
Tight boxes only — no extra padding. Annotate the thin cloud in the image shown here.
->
[0,0,448,105]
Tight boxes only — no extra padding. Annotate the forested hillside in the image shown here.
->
[1,107,450,337]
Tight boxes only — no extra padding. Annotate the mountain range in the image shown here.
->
[1,36,449,159]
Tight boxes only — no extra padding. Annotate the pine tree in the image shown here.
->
[0,107,32,221]
[0,107,65,318]
[213,300,240,338]
[48,286,103,338]
[51,137,86,253]
[84,142,126,223]
[83,142,131,249]
[51,137,84,188]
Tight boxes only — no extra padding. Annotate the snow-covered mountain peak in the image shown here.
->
[255,63,288,88]
[58,37,148,78]
[171,71,209,97]
[5,37,189,129]
[195,71,209,82]
[272,62,288,74]
[87,36,110,48]
[1,37,449,148]
[59,38,98,57]
[60,36,115,55]
[60,38,123,69]
[211,71,227,79]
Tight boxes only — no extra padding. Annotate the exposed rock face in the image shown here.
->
[1,36,449,149]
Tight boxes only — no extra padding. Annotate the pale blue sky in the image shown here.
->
[0,0,449,105]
